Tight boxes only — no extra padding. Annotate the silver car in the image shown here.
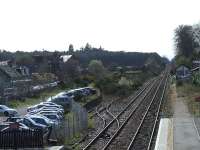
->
[0,105,18,117]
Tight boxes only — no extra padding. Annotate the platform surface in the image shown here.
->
[154,118,173,150]
[173,88,200,150]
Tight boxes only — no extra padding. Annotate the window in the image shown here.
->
[33,118,46,125]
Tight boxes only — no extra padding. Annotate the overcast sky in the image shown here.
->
[0,0,200,59]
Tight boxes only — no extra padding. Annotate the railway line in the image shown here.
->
[82,71,169,150]
[81,77,157,149]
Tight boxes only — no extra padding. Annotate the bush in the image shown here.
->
[192,72,200,86]
[176,80,183,86]
[116,84,132,96]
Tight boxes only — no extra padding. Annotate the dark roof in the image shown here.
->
[0,65,21,79]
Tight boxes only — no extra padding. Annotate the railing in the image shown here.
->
[0,129,43,149]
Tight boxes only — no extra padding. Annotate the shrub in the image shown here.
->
[176,80,183,86]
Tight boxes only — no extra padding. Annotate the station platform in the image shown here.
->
[154,118,173,150]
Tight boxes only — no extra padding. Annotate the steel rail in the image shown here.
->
[146,73,169,150]
[90,79,152,118]
[95,105,106,128]
[83,78,157,150]
[106,100,120,129]
[102,75,164,150]
[126,72,168,150]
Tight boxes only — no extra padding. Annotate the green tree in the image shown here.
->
[174,25,195,57]
[88,60,105,79]
[68,44,74,54]
[84,43,92,51]
[175,55,191,66]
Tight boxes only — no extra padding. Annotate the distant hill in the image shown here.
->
[74,49,167,70]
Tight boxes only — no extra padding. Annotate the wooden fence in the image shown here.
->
[0,129,43,149]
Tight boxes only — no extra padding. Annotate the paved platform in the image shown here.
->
[173,86,200,150]
[154,118,173,150]
[155,85,200,150]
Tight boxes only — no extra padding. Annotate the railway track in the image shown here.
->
[82,71,168,150]
[90,79,153,119]
[95,101,116,129]
[104,72,168,150]
[81,77,158,149]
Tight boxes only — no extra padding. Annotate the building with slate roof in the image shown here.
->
[0,64,31,97]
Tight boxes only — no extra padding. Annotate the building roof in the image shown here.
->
[60,55,72,63]
[0,65,21,79]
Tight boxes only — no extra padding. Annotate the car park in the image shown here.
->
[0,105,18,117]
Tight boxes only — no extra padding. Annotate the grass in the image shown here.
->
[161,83,174,118]
[64,132,82,150]
[176,82,200,116]
[88,113,95,129]
[125,70,142,74]
[8,87,66,108]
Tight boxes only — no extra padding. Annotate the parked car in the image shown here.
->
[28,106,64,115]
[39,102,63,108]
[49,82,58,88]
[36,111,63,120]
[39,107,64,114]
[27,103,63,112]
[0,105,18,117]
[64,87,97,100]
[5,117,23,122]
[42,114,61,123]
[82,87,97,95]
[18,117,48,133]
[65,89,84,98]
[25,115,55,127]
[47,95,72,110]
[29,108,64,117]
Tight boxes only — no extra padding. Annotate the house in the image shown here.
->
[0,65,31,97]
[0,65,22,86]
[15,66,30,76]
[176,65,191,79]
[58,54,80,81]
[60,55,72,63]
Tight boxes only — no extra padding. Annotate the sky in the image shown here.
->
[0,0,200,59]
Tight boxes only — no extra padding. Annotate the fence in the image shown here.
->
[50,100,88,143]
[0,129,43,149]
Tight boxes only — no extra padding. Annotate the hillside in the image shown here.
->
[74,49,166,69]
